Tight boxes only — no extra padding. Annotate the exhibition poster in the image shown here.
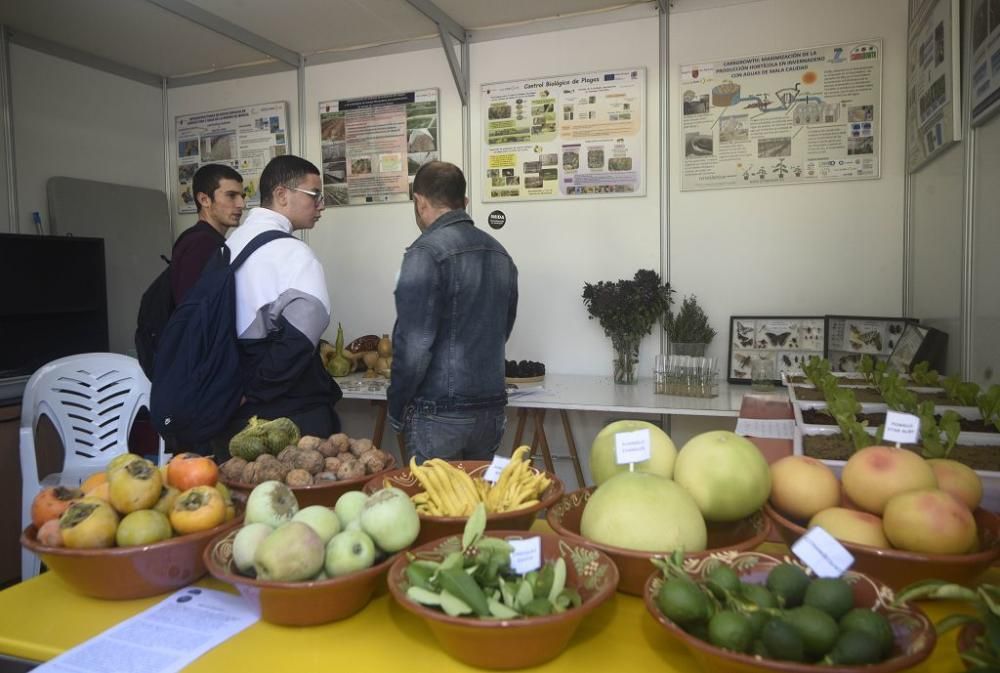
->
[907,0,961,172]
[318,89,439,207]
[481,68,645,202]
[175,102,289,213]
[680,41,882,191]
[971,0,1000,126]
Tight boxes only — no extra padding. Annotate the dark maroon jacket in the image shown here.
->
[169,220,226,304]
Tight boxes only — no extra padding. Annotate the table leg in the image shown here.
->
[531,410,556,474]
[559,409,586,488]
[371,401,387,450]
[510,408,528,451]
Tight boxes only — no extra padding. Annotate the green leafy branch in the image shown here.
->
[917,401,961,459]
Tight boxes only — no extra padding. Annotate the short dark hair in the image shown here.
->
[412,161,465,210]
[192,164,242,213]
[260,155,320,207]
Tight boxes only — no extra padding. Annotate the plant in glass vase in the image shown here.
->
[582,269,673,384]
[663,294,716,356]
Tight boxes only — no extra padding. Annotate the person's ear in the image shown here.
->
[195,191,212,210]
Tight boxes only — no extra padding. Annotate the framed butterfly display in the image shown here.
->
[727,316,825,384]
[824,315,917,372]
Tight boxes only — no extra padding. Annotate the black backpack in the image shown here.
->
[134,227,197,379]
[149,230,292,444]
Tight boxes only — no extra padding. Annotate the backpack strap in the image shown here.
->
[231,230,294,270]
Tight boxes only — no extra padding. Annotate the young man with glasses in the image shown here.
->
[216,155,342,456]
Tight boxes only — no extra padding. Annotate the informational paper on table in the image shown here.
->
[33,588,258,673]
[680,40,882,191]
[970,0,1000,126]
[176,101,289,213]
[481,68,645,202]
[906,0,961,172]
[318,89,439,207]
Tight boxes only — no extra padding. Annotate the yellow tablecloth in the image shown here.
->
[0,533,985,672]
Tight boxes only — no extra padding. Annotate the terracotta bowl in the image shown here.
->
[221,453,396,508]
[764,502,1000,591]
[546,487,772,596]
[21,514,242,600]
[203,526,398,626]
[388,530,618,669]
[643,550,937,673]
[362,460,564,546]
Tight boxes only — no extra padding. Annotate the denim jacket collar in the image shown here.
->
[420,208,474,238]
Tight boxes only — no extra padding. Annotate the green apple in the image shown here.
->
[324,530,376,577]
[360,487,419,552]
[232,522,273,575]
[334,491,368,526]
[292,505,341,544]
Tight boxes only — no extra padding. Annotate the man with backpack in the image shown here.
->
[215,155,342,458]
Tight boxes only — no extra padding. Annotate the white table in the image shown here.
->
[336,373,748,488]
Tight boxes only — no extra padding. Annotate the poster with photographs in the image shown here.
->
[175,101,289,213]
[481,68,645,201]
[824,315,915,373]
[728,316,825,384]
[971,0,1000,125]
[906,0,962,172]
[318,89,439,207]
[680,40,883,191]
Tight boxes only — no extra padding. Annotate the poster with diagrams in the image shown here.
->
[175,102,289,213]
[728,316,824,383]
[971,0,1000,125]
[318,89,439,207]
[906,0,961,172]
[825,316,911,372]
[680,41,883,191]
[481,68,645,201]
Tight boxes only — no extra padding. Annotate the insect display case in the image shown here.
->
[727,316,824,384]
[824,315,916,372]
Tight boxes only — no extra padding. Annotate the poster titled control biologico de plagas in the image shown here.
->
[680,41,882,191]
[481,68,645,202]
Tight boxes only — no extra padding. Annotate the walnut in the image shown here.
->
[258,461,288,483]
[220,457,247,481]
[314,471,338,483]
[317,438,338,458]
[336,459,365,481]
[359,449,388,474]
[348,437,373,457]
[297,435,323,451]
[329,433,351,454]
[241,461,262,485]
[285,468,313,487]
[292,448,325,475]
[277,446,299,464]
[324,456,345,473]
[256,453,280,468]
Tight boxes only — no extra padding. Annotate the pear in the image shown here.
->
[253,522,324,582]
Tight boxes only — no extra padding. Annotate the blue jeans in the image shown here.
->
[405,406,507,464]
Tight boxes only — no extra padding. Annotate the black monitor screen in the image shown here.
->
[0,233,109,379]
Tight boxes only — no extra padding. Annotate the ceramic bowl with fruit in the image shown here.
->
[21,453,241,600]
[204,480,419,625]
[220,432,396,508]
[363,448,563,546]
[387,510,618,669]
[547,486,771,596]
[643,551,936,673]
[505,359,545,384]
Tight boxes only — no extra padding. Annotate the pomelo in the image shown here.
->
[579,471,706,552]
[588,420,677,486]
[673,431,771,522]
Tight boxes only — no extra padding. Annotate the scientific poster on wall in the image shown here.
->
[175,102,289,213]
[971,0,1000,126]
[680,40,882,191]
[318,89,439,207]
[907,0,961,172]
[481,68,645,202]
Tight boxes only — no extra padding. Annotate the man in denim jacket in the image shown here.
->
[387,161,518,463]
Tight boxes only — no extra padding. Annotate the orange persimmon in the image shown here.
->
[31,486,83,529]
[167,453,219,491]
[169,486,226,535]
[80,472,107,494]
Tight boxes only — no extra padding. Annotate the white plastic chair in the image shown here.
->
[19,353,165,580]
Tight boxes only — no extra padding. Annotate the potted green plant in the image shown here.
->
[582,270,673,384]
[664,294,716,356]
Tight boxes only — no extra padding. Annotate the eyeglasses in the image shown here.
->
[289,186,324,205]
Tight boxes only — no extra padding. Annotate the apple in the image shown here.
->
[360,487,419,552]
[292,506,341,544]
[324,530,376,577]
[245,480,299,527]
[232,523,274,575]
[334,491,368,526]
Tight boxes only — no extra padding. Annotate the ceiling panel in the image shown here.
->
[190,0,440,56]
[432,0,652,30]
[0,0,278,78]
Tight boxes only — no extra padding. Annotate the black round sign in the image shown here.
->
[487,210,506,230]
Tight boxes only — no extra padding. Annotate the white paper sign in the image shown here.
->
[792,526,855,578]
[509,537,542,574]
[615,429,651,465]
[484,455,511,483]
[883,411,920,444]
[33,587,258,673]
